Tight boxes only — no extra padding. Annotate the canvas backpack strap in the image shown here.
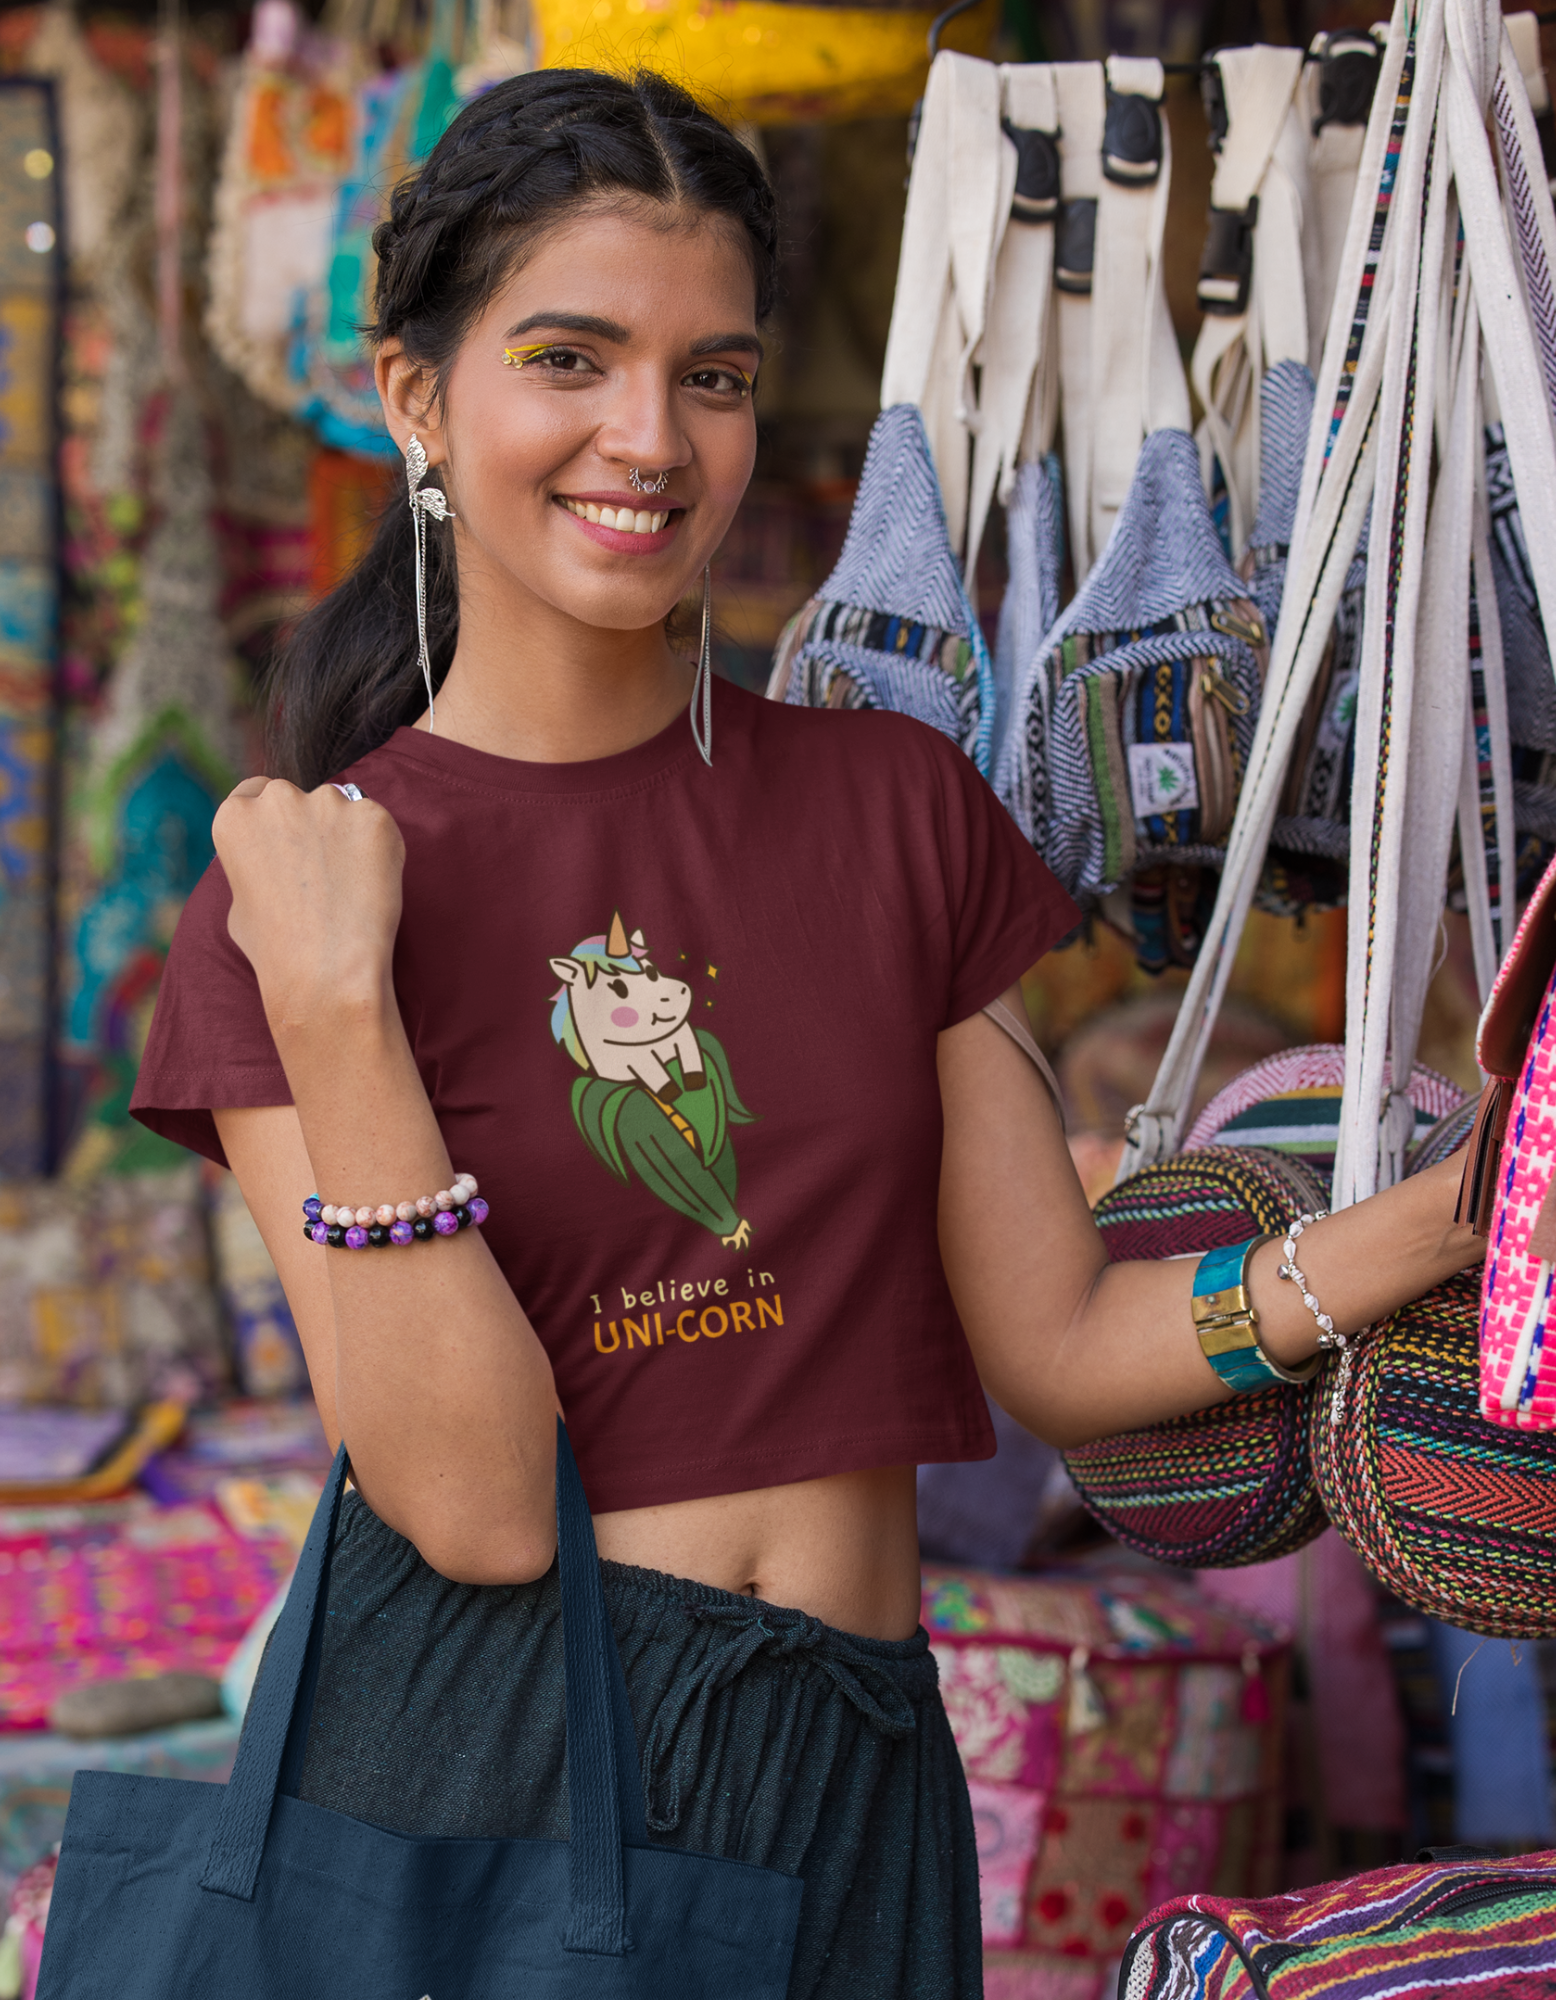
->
[1301,30,1382,369]
[881,51,1011,560]
[1116,1,1415,1179]
[1090,57,1189,560]
[1191,45,1308,558]
[1053,61,1105,580]
[1492,23,1556,428]
[964,62,1057,588]
[1459,431,1518,996]
[1505,11,1556,199]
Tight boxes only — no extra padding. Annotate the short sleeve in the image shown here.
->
[932,736,1081,1028]
[129,859,291,1168]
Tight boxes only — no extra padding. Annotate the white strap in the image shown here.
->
[1054,62,1105,580]
[1190,46,1308,555]
[1090,58,1188,560]
[1301,40,1372,370]
[880,53,1011,559]
[964,64,1058,586]
[1458,425,1518,1000]
[1505,11,1550,116]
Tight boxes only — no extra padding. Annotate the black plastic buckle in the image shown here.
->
[1102,85,1163,186]
[1003,119,1060,223]
[1198,199,1258,316]
[1054,198,1097,293]
[1200,58,1229,153]
[1312,32,1381,135]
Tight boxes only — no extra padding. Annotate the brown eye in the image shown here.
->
[608,978,629,997]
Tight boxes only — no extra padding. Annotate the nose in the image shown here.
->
[594,363,691,482]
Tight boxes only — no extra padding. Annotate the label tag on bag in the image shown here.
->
[1129,741,1199,816]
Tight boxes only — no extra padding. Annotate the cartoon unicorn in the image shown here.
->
[550,913,755,1250]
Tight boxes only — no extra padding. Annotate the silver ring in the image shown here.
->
[629,467,670,495]
[333,783,364,802]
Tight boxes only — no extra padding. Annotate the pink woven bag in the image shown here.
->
[1477,853,1556,1429]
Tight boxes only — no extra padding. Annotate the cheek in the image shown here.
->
[611,1005,640,1028]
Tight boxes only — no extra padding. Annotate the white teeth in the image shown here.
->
[562,498,672,535]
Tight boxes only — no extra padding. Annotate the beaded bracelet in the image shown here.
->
[1278,1211,1370,1424]
[301,1174,488,1249]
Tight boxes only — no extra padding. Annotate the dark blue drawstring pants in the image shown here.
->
[282,1490,984,1999]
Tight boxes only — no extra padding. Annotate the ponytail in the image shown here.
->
[261,69,778,787]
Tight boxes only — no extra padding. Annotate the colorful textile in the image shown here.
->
[1064,1147,1329,1566]
[1120,1851,1556,1999]
[922,1564,1287,1987]
[1181,1043,1465,1172]
[1311,1271,1556,1638]
[770,404,994,773]
[0,79,63,1179]
[0,1496,294,1729]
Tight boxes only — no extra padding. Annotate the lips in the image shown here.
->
[555,495,681,556]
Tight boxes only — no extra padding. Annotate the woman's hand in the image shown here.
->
[213,777,405,1035]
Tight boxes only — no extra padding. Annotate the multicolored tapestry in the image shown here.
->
[921,1564,1288,1999]
[0,79,62,1179]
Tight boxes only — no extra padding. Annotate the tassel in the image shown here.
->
[1067,1645,1105,1734]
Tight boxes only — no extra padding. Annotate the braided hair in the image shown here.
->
[263,69,778,789]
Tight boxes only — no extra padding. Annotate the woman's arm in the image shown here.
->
[212,777,561,1586]
[938,988,1485,1448]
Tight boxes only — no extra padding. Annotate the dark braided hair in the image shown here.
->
[263,69,778,789]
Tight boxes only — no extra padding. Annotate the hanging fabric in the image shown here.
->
[1052,61,1105,582]
[1001,428,1266,972]
[1190,45,1308,561]
[1299,29,1382,370]
[879,50,1012,566]
[767,404,995,772]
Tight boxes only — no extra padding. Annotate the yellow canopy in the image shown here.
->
[533,0,998,124]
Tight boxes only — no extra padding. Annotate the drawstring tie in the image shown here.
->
[640,1601,918,1833]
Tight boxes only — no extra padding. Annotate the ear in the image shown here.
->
[549,958,581,986]
[629,930,647,954]
[375,341,447,468]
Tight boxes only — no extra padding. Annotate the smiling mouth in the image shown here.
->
[650,1012,679,1025]
[558,497,673,535]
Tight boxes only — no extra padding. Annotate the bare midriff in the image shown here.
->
[591,1462,924,1640]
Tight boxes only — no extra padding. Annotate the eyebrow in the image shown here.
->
[503,312,765,363]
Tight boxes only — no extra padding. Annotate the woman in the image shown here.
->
[131,67,1484,1999]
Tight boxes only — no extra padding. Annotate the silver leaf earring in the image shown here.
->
[405,433,456,732]
[692,564,713,766]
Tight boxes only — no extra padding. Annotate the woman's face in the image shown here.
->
[382,202,762,637]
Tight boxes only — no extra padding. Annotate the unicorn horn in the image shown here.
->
[606,911,630,959]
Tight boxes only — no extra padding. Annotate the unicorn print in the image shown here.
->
[549,913,755,1250]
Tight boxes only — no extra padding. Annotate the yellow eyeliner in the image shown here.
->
[501,344,754,393]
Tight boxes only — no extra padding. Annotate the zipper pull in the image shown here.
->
[1210,603,1267,648]
[1200,667,1250,716]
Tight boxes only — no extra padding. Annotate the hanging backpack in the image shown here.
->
[768,403,994,772]
[1121,1849,1556,2000]
[999,427,1266,972]
[1062,1146,1329,1568]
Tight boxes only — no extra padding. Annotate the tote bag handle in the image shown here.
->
[198,1419,647,1956]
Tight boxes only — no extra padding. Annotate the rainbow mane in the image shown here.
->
[550,934,645,1070]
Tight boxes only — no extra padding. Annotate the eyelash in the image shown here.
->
[502,345,753,398]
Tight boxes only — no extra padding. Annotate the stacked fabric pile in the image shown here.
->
[921,1562,1287,1997]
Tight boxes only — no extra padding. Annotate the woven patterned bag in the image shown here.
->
[1063,1148,1328,1568]
[1310,1270,1556,1638]
[1476,849,1556,1428]
[1120,1850,1556,2000]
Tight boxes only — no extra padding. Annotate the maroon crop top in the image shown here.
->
[131,682,1078,1511]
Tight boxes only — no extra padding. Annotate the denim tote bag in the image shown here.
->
[36,1422,804,1998]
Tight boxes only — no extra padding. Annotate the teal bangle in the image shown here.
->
[1192,1236,1321,1391]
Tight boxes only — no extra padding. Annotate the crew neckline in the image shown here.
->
[372,679,742,797]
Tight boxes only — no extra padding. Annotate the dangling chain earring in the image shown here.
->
[691,564,713,766]
[404,434,456,732]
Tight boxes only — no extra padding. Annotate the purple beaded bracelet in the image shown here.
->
[302,1173,488,1249]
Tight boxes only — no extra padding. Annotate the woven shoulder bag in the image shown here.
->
[1063,1146,1328,1567]
[1310,1270,1556,1639]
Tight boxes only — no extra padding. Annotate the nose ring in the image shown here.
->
[629,467,670,495]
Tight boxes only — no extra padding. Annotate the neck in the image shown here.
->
[417,542,696,764]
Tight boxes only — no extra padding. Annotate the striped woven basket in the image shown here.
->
[1064,1147,1329,1567]
[1310,1271,1556,1638]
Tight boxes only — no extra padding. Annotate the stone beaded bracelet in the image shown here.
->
[301,1174,488,1249]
